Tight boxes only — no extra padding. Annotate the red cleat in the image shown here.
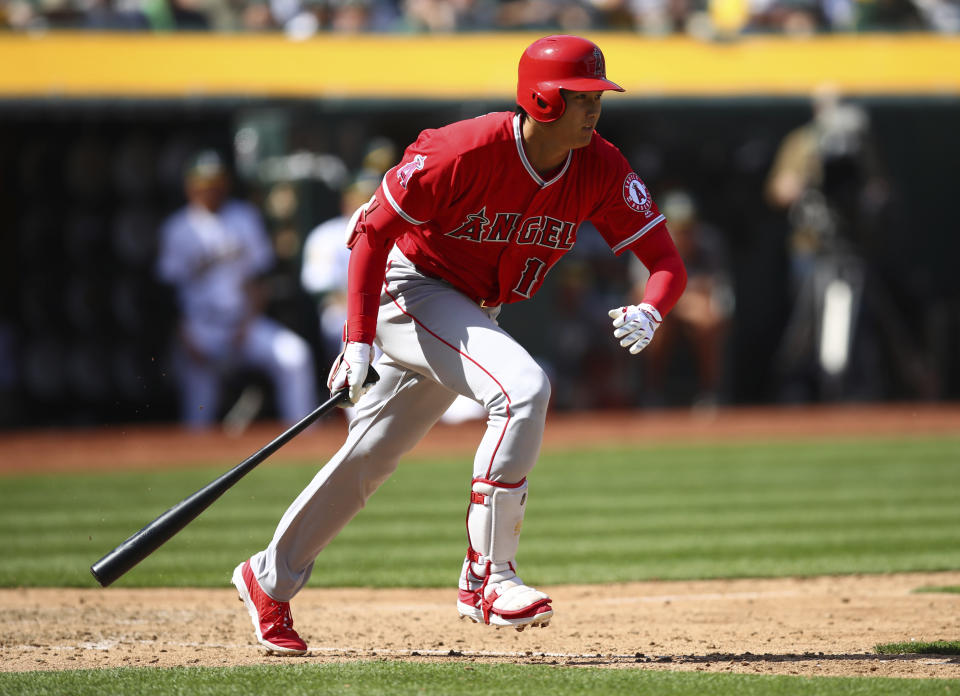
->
[232,560,307,655]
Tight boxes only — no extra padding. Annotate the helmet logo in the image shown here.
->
[587,47,605,78]
[623,173,652,214]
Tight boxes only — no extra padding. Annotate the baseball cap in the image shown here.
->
[185,150,226,180]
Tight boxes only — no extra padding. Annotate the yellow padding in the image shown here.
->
[1,32,958,98]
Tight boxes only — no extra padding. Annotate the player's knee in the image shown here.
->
[509,367,551,419]
[483,365,550,424]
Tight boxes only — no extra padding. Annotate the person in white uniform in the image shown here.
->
[157,150,317,428]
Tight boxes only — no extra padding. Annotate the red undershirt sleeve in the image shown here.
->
[625,225,688,317]
[346,194,408,345]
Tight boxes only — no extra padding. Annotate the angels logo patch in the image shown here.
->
[623,172,652,214]
[396,154,426,189]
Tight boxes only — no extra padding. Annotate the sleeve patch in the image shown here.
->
[623,172,653,214]
[396,154,427,189]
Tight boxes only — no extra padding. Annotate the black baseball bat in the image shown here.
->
[89,367,379,588]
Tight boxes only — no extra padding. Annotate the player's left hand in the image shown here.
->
[327,341,373,404]
[608,303,662,354]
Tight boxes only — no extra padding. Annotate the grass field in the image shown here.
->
[875,640,960,655]
[3,433,959,694]
[2,662,959,696]
[2,436,959,588]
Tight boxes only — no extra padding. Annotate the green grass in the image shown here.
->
[1,436,959,588]
[1,662,958,696]
[914,585,960,594]
[875,640,960,655]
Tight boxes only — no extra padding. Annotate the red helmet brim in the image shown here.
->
[550,77,625,93]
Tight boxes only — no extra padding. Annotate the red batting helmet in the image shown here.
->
[517,35,624,123]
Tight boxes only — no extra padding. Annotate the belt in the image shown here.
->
[412,263,500,309]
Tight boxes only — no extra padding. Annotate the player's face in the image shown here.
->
[555,90,603,149]
[186,174,228,212]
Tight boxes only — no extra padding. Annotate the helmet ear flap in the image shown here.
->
[530,88,564,122]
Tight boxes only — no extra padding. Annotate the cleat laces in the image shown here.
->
[262,600,296,635]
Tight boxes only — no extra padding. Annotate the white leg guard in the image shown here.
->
[457,478,553,630]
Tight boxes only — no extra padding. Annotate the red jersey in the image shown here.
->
[377,111,667,307]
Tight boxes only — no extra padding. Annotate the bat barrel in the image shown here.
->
[90,505,196,587]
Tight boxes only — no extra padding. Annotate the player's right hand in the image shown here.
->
[327,341,373,404]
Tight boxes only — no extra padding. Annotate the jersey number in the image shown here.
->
[513,258,547,299]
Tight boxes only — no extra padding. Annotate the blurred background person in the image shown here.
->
[301,171,379,365]
[301,137,398,367]
[139,0,213,29]
[82,0,151,29]
[548,255,630,410]
[629,189,734,410]
[156,149,317,429]
[399,0,497,31]
[765,86,879,401]
[765,86,935,402]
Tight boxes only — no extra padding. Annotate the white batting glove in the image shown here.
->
[327,341,373,404]
[608,303,662,355]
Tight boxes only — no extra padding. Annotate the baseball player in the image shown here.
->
[233,35,688,654]
[157,150,317,428]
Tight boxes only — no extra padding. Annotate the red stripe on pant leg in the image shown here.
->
[472,477,526,489]
[383,283,510,480]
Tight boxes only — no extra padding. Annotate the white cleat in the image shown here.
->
[457,596,554,631]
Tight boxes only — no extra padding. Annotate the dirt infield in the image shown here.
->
[2,405,959,679]
[3,573,960,678]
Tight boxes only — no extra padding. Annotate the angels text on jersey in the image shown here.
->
[445,207,577,250]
